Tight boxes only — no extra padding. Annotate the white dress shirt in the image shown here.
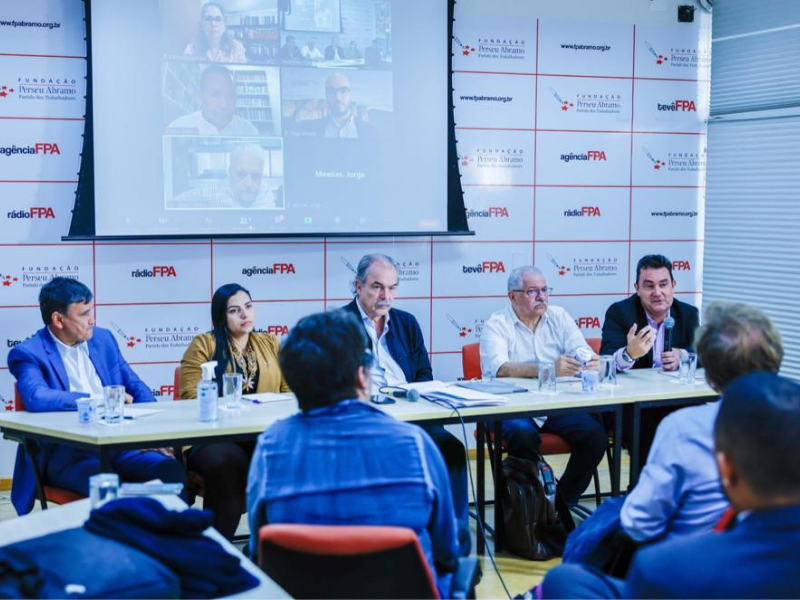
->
[166,111,259,136]
[49,328,104,396]
[355,299,407,395]
[480,303,590,425]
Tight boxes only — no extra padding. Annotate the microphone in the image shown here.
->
[380,387,420,402]
[663,316,675,353]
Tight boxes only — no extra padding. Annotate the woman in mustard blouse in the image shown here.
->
[180,283,289,539]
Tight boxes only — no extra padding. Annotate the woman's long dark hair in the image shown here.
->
[210,283,252,392]
[192,2,234,56]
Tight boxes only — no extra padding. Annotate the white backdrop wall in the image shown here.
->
[0,0,709,479]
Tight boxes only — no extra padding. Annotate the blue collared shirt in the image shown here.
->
[620,401,729,541]
[246,399,459,597]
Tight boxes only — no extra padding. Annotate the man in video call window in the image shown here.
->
[294,72,374,139]
[169,144,276,209]
[167,65,259,136]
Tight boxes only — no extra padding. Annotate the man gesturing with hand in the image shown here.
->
[600,254,699,465]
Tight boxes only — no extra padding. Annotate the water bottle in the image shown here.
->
[198,361,218,423]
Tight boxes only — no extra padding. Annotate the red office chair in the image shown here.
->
[259,524,479,599]
[461,343,604,506]
[172,366,206,499]
[13,385,84,508]
[586,337,602,355]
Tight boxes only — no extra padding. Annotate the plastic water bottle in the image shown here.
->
[198,361,218,423]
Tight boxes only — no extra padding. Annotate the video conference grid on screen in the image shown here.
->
[91,0,448,236]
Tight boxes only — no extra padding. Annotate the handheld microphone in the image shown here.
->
[663,316,675,352]
[379,387,421,402]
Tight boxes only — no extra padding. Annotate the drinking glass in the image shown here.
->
[222,373,243,409]
[598,355,617,388]
[90,473,119,508]
[581,369,599,394]
[679,352,698,384]
[538,361,557,394]
[76,397,95,424]
[103,385,125,424]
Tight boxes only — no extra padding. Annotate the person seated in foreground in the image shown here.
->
[543,371,800,599]
[180,283,290,540]
[7,277,184,515]
[480,265,607,507]
[247,310,460,598]
[619,302,783,542]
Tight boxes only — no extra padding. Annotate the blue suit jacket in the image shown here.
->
[7,326,154,515]
[625,504,800,598]
[342,299,433,383]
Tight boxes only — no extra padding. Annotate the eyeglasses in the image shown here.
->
[512,287,552,298]
[203,15,224,23]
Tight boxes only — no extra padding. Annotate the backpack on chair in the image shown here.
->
[502,455,575,560]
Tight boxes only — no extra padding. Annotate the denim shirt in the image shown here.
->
[247,399,459,597]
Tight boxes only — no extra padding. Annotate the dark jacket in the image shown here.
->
[600,295,699,369]
[342,299,432,383]
[625,504,800,598]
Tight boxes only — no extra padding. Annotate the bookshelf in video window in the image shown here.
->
[232,69,276,136]
[228,13,280,62]
[163,62,201,124]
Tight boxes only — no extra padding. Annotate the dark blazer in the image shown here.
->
[625,504,800,598]
[600,295,699,369]
[7,326,154,515]
[342,299,433,383]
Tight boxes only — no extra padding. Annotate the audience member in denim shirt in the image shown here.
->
[247,310,459,598]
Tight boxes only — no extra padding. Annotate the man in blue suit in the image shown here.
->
[342,254,470,557]
[8,277,185,515]
[543,371,800,599]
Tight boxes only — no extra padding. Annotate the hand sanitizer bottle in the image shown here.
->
[198,361,218,423]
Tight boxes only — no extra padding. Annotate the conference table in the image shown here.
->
[0,369,717,554]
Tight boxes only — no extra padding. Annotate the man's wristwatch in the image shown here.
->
[621,348,635,364]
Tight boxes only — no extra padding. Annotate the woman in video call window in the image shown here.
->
[184,2,247,64]
[179,283,289,539]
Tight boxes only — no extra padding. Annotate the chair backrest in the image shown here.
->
[461,343,481,380]
[173,366,181,400]
[259,524,439,599]
[586,337,602,355]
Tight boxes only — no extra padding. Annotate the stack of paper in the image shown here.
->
[402,381,508,408]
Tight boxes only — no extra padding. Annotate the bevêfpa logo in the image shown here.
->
[657,99,697,112]
[462,260,505,274]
